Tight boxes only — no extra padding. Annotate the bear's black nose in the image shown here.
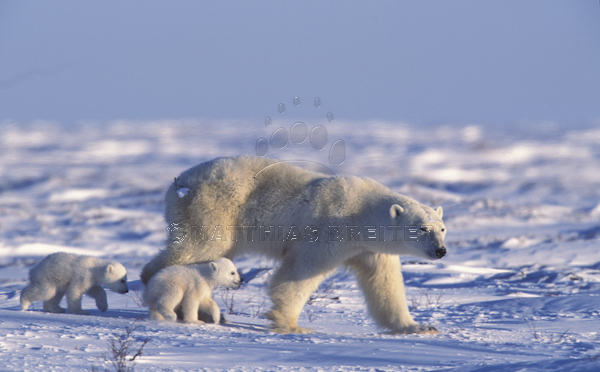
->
[436,247,446,259]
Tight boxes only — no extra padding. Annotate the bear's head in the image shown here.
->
[104,262,129,294]
[210,258,241,288]
[389,203,447,260]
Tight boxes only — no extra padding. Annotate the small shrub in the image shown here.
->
[91,320,151,372]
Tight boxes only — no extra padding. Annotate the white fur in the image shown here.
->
[141,156,447,333]
[143,258,240,324]
[20,252,128,315]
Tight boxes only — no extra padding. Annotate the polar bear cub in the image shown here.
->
[20,252,129,315]
[143,258,240,324]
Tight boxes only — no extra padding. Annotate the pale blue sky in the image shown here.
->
[1,0,599,129]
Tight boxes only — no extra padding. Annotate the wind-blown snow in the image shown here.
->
[1,120,599,371]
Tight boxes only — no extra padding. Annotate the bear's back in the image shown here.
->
[154,264,210,287]
[29,252,103,284]
[166,157,327,228]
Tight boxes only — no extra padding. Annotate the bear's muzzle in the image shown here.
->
[435,247,447,259]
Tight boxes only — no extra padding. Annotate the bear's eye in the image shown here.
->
[441,228,445,232]
[231,272,235,276]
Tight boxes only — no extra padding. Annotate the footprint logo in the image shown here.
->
[255,96,346,166]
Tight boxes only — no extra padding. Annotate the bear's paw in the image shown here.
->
[388,324,439,335]
[270,325,314,334]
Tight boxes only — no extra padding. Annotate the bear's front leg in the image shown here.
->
[86,285,108,312]
[266,257,331,334]
[346,252,438,334]
[196,297,222,324]
[66,285,90,315]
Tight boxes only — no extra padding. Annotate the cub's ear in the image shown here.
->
[435,206,443,218]
[389,204,404,219]
[210,262,218,272]
[106,264,114,275]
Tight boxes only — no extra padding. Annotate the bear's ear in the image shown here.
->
[389,204,404,219]
[210,262,218,272]
[435,206,443,218]
[106,264,114,275]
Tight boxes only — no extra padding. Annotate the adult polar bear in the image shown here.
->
[141,156,447,334]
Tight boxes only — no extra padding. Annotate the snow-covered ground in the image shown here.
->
[1,117,600,371]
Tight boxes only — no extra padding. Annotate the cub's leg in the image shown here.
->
[86,285,108,312]
[44,289,67,313]
[179,294,204,325]
[66,284,90,315]
[155,287,183,322]
[20,283,64,312]
[197,297,221,324]
[148,303,166,321]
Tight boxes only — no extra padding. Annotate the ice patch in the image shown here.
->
[85,139,151,158]
[501,236,545,249]
[49,188,108,202]
[408,264,513,285]
[590,203,600,218]
[0,243,104,258]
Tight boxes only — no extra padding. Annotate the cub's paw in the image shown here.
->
[183,320,205,326]
[219,312,229,324]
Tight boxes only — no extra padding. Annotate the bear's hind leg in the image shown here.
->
[140,252,167,285]
[155,288,184,322]
[148,304,165,321]
[155,302,178,321]
[179,296,204,325]
[43,289,66,313]
[19,285,36,311]
[20,283,65,313]
[346,252,438,334]
[20,284,54,311]
[266,258,332,334]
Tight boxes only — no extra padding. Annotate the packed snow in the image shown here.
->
[1,117,599,371]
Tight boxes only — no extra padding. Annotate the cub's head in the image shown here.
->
[210,258,241,288]
[389,203,447,260]
[104,262,129,294]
